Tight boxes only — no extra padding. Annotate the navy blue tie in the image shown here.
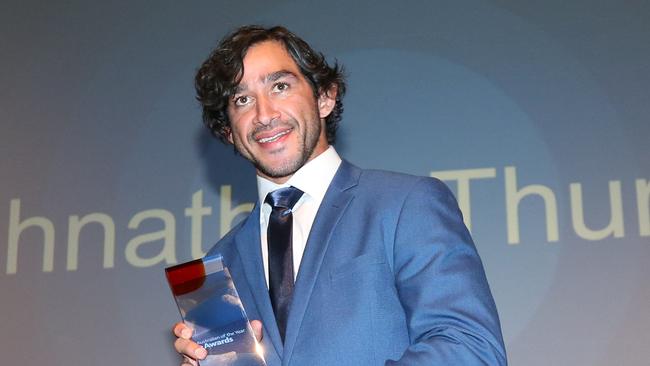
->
[265,186,303,342]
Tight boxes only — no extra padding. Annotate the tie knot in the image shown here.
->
[265,186,304,210]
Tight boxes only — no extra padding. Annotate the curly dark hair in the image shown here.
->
[195,25,346,144]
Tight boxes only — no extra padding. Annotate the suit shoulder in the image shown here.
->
[357,168,455,200]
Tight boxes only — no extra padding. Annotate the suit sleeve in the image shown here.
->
[386,177,507,365]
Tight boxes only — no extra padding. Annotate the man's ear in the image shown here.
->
[224,127,233,144]
[318,85,337,119]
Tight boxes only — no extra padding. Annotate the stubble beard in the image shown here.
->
[236,116,322,180]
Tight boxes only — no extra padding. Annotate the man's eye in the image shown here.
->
[272,82,289,93]
[234,96,251,106]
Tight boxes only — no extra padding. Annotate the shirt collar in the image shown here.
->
[256,145,342,205]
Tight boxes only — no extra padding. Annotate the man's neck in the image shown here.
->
[256,145,341,205]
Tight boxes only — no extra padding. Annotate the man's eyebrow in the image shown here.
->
[232,84,247,95]
[264,70,298,83]
[232,70,298,96]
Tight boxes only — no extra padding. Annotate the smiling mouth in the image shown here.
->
[256,129,291,144]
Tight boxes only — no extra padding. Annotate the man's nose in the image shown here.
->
[255,95,280,125]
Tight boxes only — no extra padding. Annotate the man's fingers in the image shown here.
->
[181,355,198,366]
[251,320,263,342]
[174,335,207,360]
[173,322,202,365]
[174,321,258,359]
[173,322,193,339]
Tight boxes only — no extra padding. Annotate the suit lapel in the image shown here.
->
[282,161,361,365]
[233,203,284,360]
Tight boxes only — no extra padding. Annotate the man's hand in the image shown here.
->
[173,322,206,366]
[173,320,263,366]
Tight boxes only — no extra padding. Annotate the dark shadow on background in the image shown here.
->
[333,123,351,161]
[195,126,257,205]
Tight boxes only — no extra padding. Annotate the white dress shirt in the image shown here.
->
[257,146,342,287]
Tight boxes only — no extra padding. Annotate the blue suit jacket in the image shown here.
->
[207,161,507,365]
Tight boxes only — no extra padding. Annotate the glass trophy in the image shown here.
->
[165,255,266,366]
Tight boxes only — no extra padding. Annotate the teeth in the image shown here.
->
[258,130,290,143]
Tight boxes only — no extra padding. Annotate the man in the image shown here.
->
[173,25,507,365]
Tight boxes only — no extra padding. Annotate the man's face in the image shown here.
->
[226,40,335,184]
